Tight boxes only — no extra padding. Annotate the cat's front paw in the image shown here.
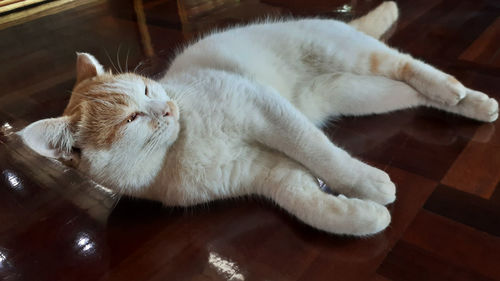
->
[337,196,391,236]
[354,164,396,205]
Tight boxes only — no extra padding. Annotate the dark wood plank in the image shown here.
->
[460,17,500,67]
[441,122,500,198]
[294,167,436,281]
[423,184,500,236]
[400,210,500,280]
[378,240,494,281]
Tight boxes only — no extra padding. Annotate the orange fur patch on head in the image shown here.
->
[64,74,132,149]
[64,73,116,115]
[78,93,130,149]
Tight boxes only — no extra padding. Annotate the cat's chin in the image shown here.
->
[82,163,163,195]
[161,119,181,147]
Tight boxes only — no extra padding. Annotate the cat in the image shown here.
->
[18,1,498,236]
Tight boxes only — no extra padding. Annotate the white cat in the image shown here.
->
[18,2,498,236]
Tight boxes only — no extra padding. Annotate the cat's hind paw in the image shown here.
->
[381,1,399,24]
[457,89,499,122]
[426,75,467,106]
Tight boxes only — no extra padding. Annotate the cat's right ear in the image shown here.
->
[17,116,75,160]
[76,52,104,84]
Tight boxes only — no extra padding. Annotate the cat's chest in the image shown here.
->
[158,115,254,204]
[177,103,247,165]
[172,93,247,158]
[157,72,262,194]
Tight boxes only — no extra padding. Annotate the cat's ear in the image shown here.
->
[76,52,104,84]
[18,116,76,160]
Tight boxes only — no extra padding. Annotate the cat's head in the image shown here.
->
[18,53,180,192]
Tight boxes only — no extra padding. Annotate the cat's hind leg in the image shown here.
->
[295,73,422,124]
[353,46,468,106]
[252,158,391,236]
[299,19,468,106]
[349,1,398,39]
[295,73,498,123]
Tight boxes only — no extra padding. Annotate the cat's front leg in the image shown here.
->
[251,158,391,236]
[249,85,396,205]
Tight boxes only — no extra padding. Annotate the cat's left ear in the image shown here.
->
[17,116,76,160]
[76,52,104,84]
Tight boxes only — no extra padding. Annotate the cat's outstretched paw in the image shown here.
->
[347,164,396,205]
[336,196,391,235]
[457,89,499,122]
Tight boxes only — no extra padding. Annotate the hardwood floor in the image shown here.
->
[0,0,499,280]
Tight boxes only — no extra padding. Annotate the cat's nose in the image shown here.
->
[162,103,171,117]
[149,101,171,118]
[166,101,178,120]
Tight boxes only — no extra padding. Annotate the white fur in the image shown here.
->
[18,116,74,159]
[18,2,498,236]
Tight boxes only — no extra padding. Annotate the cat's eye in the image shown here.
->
[127,113,138,123]
[145,86,149,97]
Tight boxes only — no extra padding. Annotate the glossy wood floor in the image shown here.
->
[1,0,499,280]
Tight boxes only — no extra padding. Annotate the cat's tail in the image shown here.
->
[349,1,399,40]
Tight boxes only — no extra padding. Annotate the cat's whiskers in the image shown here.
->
[142,123,167,151]
[116,44,124,73]
[128,123,167,174]
[104,49,120,74]
[171,81,203,106]
[133,61,145,74]
[125,48,130,72]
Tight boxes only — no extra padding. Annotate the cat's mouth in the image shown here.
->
[143,114,179,149]
[143,124,168,149]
